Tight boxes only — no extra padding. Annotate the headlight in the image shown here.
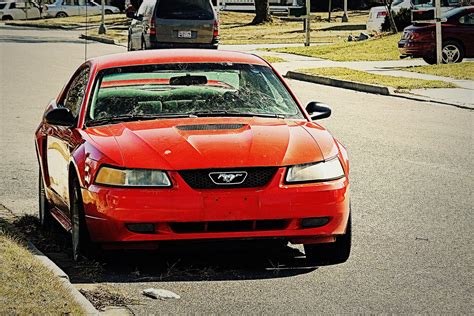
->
[95,166,171,187]
[286,157,344,183]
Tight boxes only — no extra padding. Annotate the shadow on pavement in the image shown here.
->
[0,35,91,45]
[6,215,317,285]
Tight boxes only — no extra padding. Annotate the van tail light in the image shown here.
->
[377,11,387,18]
[149,18,156,36]
[213,20,219,39]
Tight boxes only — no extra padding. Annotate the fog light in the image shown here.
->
[126,223,155,234]
[301,217,329,228]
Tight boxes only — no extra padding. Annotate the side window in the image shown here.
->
[459,13,474,25]
[63,67,89,117]
[10,2,16,9]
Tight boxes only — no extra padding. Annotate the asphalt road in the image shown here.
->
[0,26,472,314]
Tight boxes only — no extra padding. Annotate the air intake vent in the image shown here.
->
[179,167,278,189]
[176,124,245,131]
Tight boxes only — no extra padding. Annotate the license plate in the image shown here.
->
[177,31,192,38]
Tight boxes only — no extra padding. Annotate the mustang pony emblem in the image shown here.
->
[209,171,248,185]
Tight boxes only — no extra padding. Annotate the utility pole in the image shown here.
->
[98,0,106,34]
[435,0,442,64]
[304,0,310,46]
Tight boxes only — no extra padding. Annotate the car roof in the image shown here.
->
[89,49,269,71]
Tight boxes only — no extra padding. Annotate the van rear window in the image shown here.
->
[155,0,213,20]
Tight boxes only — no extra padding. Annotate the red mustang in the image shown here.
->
[36,50,351,265]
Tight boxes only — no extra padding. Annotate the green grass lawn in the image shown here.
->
[401,62,474,80]
[0,220,84,314]
[298,67,457,89]
[266,33,401,61]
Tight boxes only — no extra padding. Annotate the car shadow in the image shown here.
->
[8,215,318,284]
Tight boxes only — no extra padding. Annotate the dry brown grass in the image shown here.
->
[0,221,84,314]
[9,11,369,45]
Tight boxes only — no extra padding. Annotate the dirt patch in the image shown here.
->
[79,285,136,311]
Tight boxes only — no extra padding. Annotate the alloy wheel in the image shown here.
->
[442,44,461,63]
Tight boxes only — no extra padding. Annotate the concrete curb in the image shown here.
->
[80,34,116,45]
[27,242,99,315]
[5,22,78,29]
[285,71,473,110]
[0,206,98,315]
[286,71,390,95]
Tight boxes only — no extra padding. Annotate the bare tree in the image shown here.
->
[252,0,272,25]
[383,0,398,34]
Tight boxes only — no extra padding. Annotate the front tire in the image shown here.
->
[442,41,464,64]
[105,9,113,14]
[304,213,351,266]
[70,179,98,261]
[38,170,52,228]
[422,56,437,65]
[127,35,134,51]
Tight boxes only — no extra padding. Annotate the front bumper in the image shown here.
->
[82,168,350,246]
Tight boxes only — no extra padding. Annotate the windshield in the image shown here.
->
[86,63,304,126]
[392,0,405,6]
[0,3,7,9]
[155,0,213,20]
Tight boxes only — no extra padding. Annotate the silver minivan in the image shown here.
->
[127,0,219,50]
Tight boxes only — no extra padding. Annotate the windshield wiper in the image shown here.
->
[188,110,285,119]
[87,113,192,126]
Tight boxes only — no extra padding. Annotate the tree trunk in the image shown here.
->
[252,0,272,25]
[383,0,398,34]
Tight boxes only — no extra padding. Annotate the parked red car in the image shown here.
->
[398,6,474,64]
[35,50,351,265]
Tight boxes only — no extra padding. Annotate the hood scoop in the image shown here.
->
[176,124,245,131]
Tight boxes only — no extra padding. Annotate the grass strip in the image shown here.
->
[0,217,84,314]
[9,11,369,45]
[297,67,457,89]
[401,62,474,80]
[266,34,401,61]
[259,55,287,63]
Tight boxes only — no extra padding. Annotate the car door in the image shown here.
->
[46,67,89,216]
[456,12,474,57]
[8,2,25,20]
[79,1,100,16]
[63,0,80,16]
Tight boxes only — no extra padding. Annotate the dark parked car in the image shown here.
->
[127,0,219,51]
[398,6,474,64]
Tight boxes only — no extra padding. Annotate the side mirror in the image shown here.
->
[45,107,75,126]
[306,102,331,120]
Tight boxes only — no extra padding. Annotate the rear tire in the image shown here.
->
[70,178,99,261]
[304,213,351,266]
[38,170,52,228]
[2,15,14,21]
[55,11,68,18]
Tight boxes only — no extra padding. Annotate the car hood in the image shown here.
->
[83,118,339,170]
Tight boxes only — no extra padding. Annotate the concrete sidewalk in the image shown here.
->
[221,44,474,109]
